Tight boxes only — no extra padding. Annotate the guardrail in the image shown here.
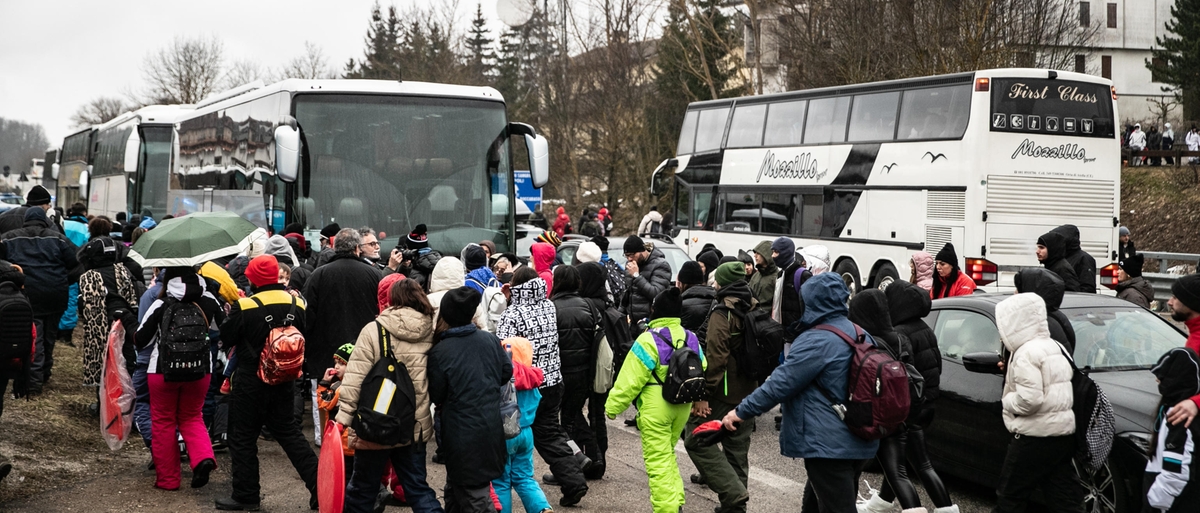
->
[1141,251,1200,311]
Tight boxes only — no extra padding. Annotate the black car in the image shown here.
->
[924,292,1181,513]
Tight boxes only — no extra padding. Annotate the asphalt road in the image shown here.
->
[9,403,1007,512]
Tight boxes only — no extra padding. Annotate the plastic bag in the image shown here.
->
[99,320,135,451]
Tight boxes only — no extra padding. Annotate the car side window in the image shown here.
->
[934,310,1001,360]
[559,247,577,266]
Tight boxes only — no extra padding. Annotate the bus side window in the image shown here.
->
[718,192,757,232]
[761,193,792,234]
[764,100,807,147]
[848,92,900,142]
[726,104,766,148]
[677,110,699,155]
[897,85,972,140]
[803,97,851,145]
[792,194,823,237]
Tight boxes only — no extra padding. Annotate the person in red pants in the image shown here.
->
[135,268,223,490]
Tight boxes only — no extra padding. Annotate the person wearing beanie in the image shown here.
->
[1036,231,1081,292]
[684,257,756,513]
[406,224,430,250]
[135,267,223,493]
[623,235,672,334]
[462,244,502,314]
[1165,275,1200,430]
[536,230,562,247]
[931,243,976,299]
[428,285,513,511]
[314,340,357,481]
[550,265,605,487]
[605,287,705,513]
[677,261,715,337]
[479,239,497,260]
[330,278,440,512]
[747,240,779,314]
[589,236,627,310]
[769,237,806,333]
[314,223,341,268]
[696,250,720,278]
[1115,253,1153,309]
[0,185,54,235]
[1,202,78,394]
[1119,226,1136,261]
[496,267,590,505]
[1145,348,1200,512]
[575,241,602,264]
[395,224,442,293]
[714,261,747,288]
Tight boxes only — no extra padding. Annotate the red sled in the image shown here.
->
[318,421,345,513]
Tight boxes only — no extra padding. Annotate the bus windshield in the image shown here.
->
[295,95,512,254]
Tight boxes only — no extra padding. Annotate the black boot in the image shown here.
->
[215,497,261,511]
[584,457,606,480]
[191,458,216,488]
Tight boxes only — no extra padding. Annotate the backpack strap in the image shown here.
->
[810,323,865,406]
[250,296,272,325]
[285,296,297,326]
[647,328,676,387]
[376,321,392,360]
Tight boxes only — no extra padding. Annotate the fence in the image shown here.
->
[1141,251,1200,311]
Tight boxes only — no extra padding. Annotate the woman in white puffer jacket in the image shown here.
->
[994,293,1083,513]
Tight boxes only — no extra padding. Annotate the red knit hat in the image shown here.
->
[377,273,406,313]
[246,255,280,288]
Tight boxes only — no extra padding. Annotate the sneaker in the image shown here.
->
[211,436,228,452]
[191,458,216,488]
[559,485,587,507]
[215,497,261,511]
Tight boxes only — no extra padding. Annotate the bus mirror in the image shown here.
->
[525,134,549,189]
[274,124,301,183]
[649,158,678,196]
[79,168,90,190]
[51,163,59,181]
[124,130,141,174]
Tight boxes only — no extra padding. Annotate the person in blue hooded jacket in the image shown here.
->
[722,272,878,513]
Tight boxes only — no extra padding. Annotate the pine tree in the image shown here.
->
[1148,0,1200,119]
[465,4,495,83]
[344,2,403,80]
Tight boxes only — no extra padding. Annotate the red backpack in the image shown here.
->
[813,323,910,440]
[252,295,305,385]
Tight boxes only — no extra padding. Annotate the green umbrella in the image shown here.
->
[129,212,266,267]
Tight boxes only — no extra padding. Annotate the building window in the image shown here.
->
[1075,55,1086,73]
[1101,55,1112,79]
[1079,2,1090,27]
[1151,57,1166,83]
[1107,3,1117,28]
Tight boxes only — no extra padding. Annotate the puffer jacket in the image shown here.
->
[624,248,672,323]
[1052,224,1097,294]
[336,306,436,448]
[531,243,556,297]
[1,208,79,315]
[997,293,1075,437]
[1013,268,1077,353]
[886,281,940,402]
[551,289,598,374]
[911,251,934,291]
[680,284,716,335]
[496,277,561,387]
[735,272,879,459]
[427,257,485,330]
[1116,276,1154,309]
[849,289,910,363]
[704,281,758,405]
[407,249,442,293]
[1037,231,1081,293]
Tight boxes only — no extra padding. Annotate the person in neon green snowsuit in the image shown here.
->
[605,288,706,513]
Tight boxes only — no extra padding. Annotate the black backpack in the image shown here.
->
[157,298,209,382]
[718,306,786,382]
[352,322,418,447]
[0,282,33,361]
[1058,344,1115,474]
[649,328,706,404]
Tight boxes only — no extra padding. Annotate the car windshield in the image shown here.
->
[0,195,20,205]
[1064,307,1185,370]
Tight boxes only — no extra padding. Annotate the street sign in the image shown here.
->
[513,170,542,213]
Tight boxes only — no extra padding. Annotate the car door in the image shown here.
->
[923,308,1009,487]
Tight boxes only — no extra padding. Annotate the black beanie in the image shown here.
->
[623,235,646,255]
[718,255,738,266]
[737,249,754,265]
[407,224,430,250]
[25,185,51,206]
[1119,253,1144,278]
[1152,348,1200,405]
[935,243,959,269]
[697,251,720,276]
[1172,274,1200,313]
[651,287,683,320]
[441,286,482,327]
[283,222,305,236]
[320,223,341,238]
[462,244,487,271]
[678,261,704,285]
[591,235,609,252]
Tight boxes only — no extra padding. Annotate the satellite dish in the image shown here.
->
[497,0,536,26]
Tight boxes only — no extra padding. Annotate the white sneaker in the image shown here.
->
[933,506,960,513]
[856,493,897,513]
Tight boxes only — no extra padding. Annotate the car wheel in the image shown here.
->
[873,263,899,291]
[1080,458,1129,513]
[834,259,861,297]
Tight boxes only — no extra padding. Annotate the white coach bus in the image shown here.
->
[652,68,1121,292]
[83,104,195,220]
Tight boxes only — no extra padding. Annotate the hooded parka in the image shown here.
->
[1,207,79,315]
[1037,231,1082,293]
[78,237,140,386]
[1013,268,1077,353]
[747,241,778,312]
[496,277,561,387]
[427,257,486,330]
[680,284,716,336]
[551,288,598,375]
[885,281,940,403]
[996,293,1075,437]
[1051,225,1096,293]
[531,243,556,296]
[910,251,934,292]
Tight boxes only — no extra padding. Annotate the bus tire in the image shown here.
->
[834,259,861,296]
[873,263,899,291]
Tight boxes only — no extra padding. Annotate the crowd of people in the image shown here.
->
[0,183,1198,513]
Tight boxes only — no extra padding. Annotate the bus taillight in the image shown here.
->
[1111,86,1118,100]
[975,78,990,92]
[1099,263,1120,290]
[965,258,997,286]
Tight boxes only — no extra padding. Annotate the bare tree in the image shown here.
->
[1148,95,1180,127]
[140,35,225,104]
[223,59,266,90]
[277,42,337,80]
[70,96,130,128]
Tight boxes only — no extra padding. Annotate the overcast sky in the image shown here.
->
[0,0,506,145]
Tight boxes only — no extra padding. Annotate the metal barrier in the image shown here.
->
[1141,251,1200,311]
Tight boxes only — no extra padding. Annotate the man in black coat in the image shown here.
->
[622,235,672,333]
[1013,268,1077,353]
[574,262,630,479]
[677,261,716,341]
[429,286,512,512]
[1051,224,1097,294]
[0,186,56,235]
[1036,231,1081,293]
[302,227,382,443]
[550,265,603,486]
[1,203,78,394]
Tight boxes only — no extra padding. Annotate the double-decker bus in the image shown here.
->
[165,78,548,255]
[653,68,1120,292]
[80,105,194,220]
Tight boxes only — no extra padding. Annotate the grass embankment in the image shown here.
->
[1120,166,1200,256]
[0,334,145,504]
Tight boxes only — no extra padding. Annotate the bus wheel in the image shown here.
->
[874,264,899,291]
[834,260,860,296]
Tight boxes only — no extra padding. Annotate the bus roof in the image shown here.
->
[685,68,1114,110]
[189,78,506,116]
[94,104,195,132]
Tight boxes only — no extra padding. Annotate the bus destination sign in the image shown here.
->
[989,78,1114,139]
